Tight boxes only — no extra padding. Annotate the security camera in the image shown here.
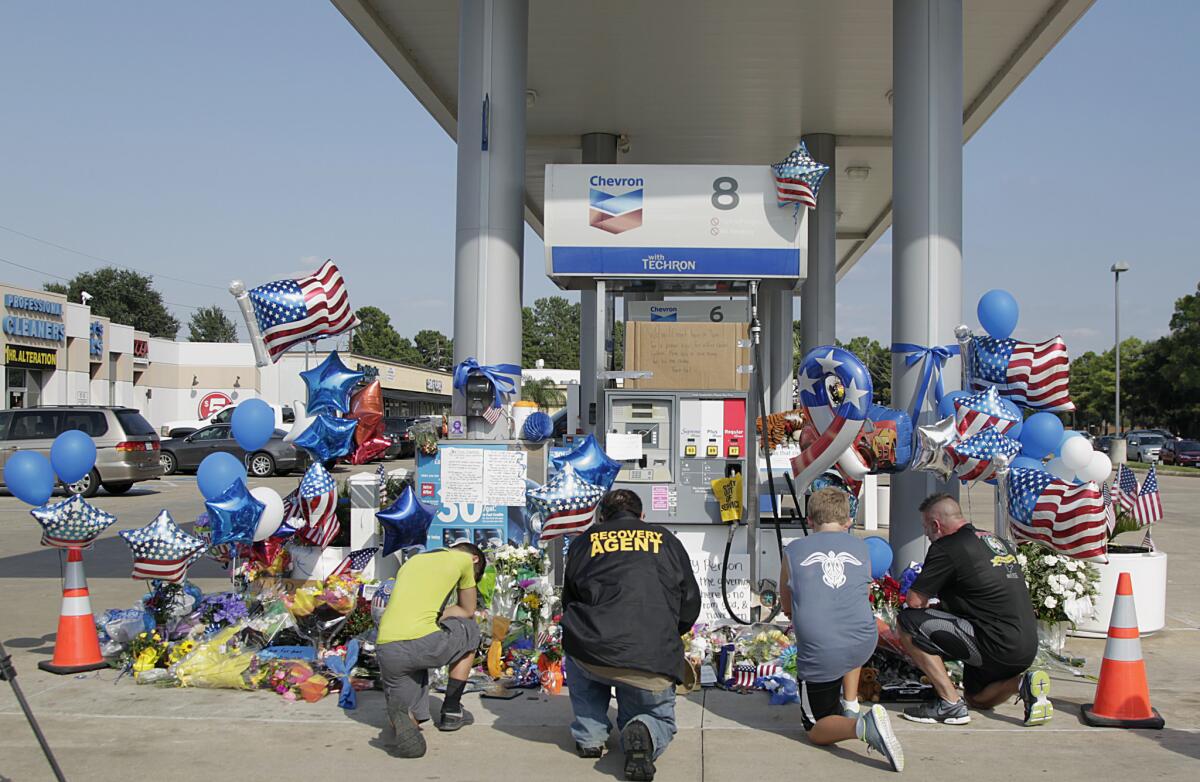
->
[80,291,93,305]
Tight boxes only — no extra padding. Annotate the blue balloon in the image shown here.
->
[197,452,246,500]
[377,485,435,556]
[4,451,56,506]
[204,479,265,546]
[550,434,621,491]
[1019,412,1064,460]
[937,390,969,420]
[231,398,275,451]
[977,289,1020,339]
[865,536,893,579]
[50,430,97,484]
[1010,455,1044,472]
[292,414,357,463]
[300,351,364,416]
[521,411,554,442]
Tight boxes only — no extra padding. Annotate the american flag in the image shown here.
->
[948,429,1021,482]
[1101,480,1118,534]
[295,463,340,548]
[376,462,389,506]
[482,405,502,425]
[1116,464,1162,526]
[247,260,359,362]
[971,336,1074,412]
[732,662,780,690]
[771,143,830,211]
[954,386,1021,439]
[1006,467,1108,561]
[329,546,378,579]
[527,464,603,541]
[281,488,305,529]
[119,510,208,582]
[31,495,116,549]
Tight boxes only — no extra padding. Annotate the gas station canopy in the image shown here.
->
[332,0,1092,278]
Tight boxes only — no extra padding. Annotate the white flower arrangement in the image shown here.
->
[1019,543,1100,625]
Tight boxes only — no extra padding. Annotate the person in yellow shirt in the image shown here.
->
[376,542,485,758]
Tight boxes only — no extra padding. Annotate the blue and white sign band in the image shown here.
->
[551,246,799,278]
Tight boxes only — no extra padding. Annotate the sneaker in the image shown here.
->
[841,700,862,719]
[860,704,905,772]
[621,720,656,781]
[437,709,469,732]
[1019,670,1053,726]
[387,701,427,758]
[576,742,605,758]
[901,697,970,725]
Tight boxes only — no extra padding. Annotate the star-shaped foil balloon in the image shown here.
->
[550,434,621,491]
[118,510,207,583]
[910,415,959,481]
[204,479,266,546]
[526,463,604,542]
[300,351,363,416]
[30,494,117,549]
[377,485,435,556]
[292,414,357,463]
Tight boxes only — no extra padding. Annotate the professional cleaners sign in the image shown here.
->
[544,165,805,288]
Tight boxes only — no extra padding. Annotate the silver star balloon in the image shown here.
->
[910,415,959,481]
[31,494,117,549]
[118,510,207,583]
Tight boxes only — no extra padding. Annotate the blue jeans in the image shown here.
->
[565,656,677,759]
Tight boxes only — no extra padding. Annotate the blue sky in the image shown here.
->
[0,1,1195,356]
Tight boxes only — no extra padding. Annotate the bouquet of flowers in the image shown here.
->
[126,630,169,679]
[197,592,250,631]
[492,545,547,578]
[1018,544,1100,626]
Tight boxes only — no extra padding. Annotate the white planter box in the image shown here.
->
[1069,550,1168,638]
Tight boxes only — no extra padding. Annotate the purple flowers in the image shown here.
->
[198,592,248,627]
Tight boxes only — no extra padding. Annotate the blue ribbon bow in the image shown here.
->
[452,357,521,410]
[325,639,360,710]
[890,343,961,422]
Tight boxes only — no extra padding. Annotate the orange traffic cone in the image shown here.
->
[1082,572,1164,729]
[38,547,108,675]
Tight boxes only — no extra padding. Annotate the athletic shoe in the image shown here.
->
[622,720,656,781]
[576,742,605,758]
[901,697,970,725]
[437,709,469,732]
[1019,669,1053,726]
[841,700,862,719]
[387,701,427,758]
[860,704,905,772]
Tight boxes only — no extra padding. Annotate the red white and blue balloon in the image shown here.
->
[948,428,1021,483]
[118,510,207,583]
[953,386,1021,439]
[30,494,116,549]
[526,463,604,542]
[791,346,873,502]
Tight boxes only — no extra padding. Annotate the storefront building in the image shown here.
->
[0,282,451,429]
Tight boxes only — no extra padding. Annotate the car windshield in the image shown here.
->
[1179,440,1200,450]
[1140,435,1165,446]
[115,410,156,436]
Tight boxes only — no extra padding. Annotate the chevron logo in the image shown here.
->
[589,187,643,234]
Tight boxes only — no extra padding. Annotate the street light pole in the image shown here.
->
[1110,261,1130,463]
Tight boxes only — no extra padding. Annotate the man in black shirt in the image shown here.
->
[898,493,1050,726]
[561,489,701,782]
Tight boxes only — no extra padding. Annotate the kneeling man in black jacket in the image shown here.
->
[561,489,701,782]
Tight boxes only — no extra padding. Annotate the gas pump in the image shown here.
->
[543,162,811,624]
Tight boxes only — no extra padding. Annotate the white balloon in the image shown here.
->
[1079,450,1113,484]
[1060,435,1093,472]
[1045,457,1075,482]
[250,486,284,541]
[284,400,315,444]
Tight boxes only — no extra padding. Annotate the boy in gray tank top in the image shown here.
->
[778,487,904,772]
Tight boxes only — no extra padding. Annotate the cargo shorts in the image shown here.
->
[377,617,481,721]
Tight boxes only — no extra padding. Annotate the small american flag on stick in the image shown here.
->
[329,547,378,579]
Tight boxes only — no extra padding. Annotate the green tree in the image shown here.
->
[521,377,566,409]
[351,306,415,362]
[1142,282,1200,434]
[43,267,179,337]
[523,296,581,369]
[1068,337,1149,432]
[187,305,238,342]
[837,336,892,407]
[414,329,454,370]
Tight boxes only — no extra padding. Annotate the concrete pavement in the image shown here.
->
[1,468,1197,781]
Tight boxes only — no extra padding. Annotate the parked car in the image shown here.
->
[1094,435,1113,453]
[0,406,161,497]
[1126,433,1165,463]
[1160,438,1200,467]
[159,425,308,478]
[383,416,438,458]
[159,403,295,439]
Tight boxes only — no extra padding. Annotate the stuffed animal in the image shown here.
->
[859,667,882,702]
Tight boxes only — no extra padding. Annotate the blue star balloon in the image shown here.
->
[526,463,604,542]
[377,485,435,556]
[292,414,357,463]
[550,434,621,491]
[300,351,363,416]
[118,510,207,583]
[30,494,117,549]
[204,479,266,546]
